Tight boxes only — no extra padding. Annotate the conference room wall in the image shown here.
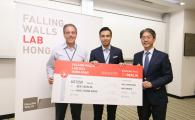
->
[167,11,184,97]
[182,10,195,96]
[0,0,168,116]
[0,59,15,115]
[0,0,16,116]
[167,10,195,97]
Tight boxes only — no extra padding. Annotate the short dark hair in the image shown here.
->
[63,23,77,34]
[140,28,156,39]
[99,27,112,36]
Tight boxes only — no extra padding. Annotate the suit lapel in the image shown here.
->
[109,46,114,63]
[147,49,158,73]
[139,51,144,66]
[98,46,105,63]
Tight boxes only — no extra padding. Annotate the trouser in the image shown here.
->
[55,103,82,120]
[93,104,117,120]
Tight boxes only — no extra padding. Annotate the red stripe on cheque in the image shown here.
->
[54,60,143,79]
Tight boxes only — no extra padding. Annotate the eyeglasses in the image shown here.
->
[141,35,154,40]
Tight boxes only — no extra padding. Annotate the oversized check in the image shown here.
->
[51,60,143,106]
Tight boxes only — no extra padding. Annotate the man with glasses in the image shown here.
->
[133,28,173,120]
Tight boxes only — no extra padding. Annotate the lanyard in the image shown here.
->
[64,45,77,61]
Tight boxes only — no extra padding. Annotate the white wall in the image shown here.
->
[167,10,184,96]
[167,9,195,97]
[0,59,15,115]
[182,10,195,96]
[0,1,16,115]
[94,0,163,21]
[0,0,16,58]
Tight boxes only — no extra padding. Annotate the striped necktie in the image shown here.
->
[144,51,150,74]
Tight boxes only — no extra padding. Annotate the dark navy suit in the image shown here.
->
[90,46,124,120]
[133,49,173,120]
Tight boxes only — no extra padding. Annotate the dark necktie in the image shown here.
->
[144,52,150,75]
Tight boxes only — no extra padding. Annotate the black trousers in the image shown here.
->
[137,97,167,120]
[93,104,117,120]
[55,103,82,120]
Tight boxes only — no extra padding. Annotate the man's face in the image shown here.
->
[64,26,77,45]
[100,30,112,47]
[141,31,155,50]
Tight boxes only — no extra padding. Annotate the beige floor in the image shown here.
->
[5,97,195,120]
[108,97,195,120]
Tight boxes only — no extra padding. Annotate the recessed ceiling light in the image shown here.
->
[179,2,185,6]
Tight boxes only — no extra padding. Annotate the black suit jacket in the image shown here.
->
[133,49,173,105]
[90,46,124,64]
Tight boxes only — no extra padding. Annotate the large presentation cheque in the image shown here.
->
[51,60,143,105]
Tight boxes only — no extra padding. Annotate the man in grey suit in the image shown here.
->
[90,27,124,120]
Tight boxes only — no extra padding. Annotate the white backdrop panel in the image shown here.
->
[15,2,102,120]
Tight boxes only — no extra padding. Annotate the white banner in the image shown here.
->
[15,2,102,120]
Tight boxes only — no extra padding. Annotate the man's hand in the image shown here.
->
[90,60,99,63]
[48,78,54,84]
[143,81,152,89]
[119,62,126,65]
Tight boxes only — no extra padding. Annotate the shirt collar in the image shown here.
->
[144,47,154,55]
[63,43,77,49]
[102,45,111,51]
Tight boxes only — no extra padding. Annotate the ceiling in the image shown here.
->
[51,0,195,13]
[94,0,195,13]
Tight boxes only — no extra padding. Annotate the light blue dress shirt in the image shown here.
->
[142,48,154,67]
[102,45,111,64]
[46,42,88,79]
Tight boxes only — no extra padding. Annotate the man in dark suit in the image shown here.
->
[133,28,173,120]
[90,27,124,120]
